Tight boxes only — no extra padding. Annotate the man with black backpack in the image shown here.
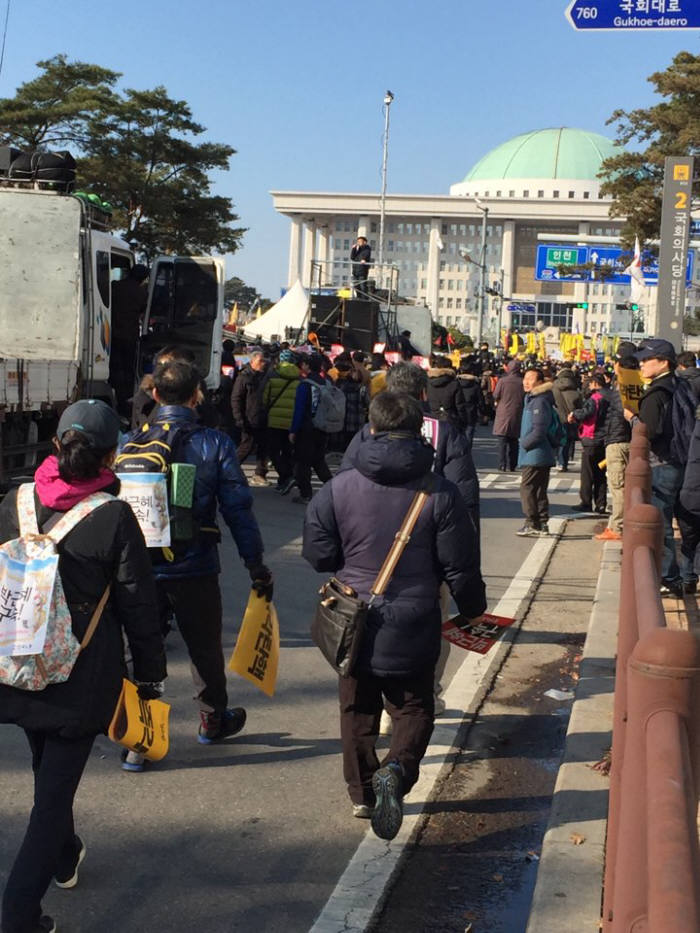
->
[624,338,694,598]
[117,359,272,760]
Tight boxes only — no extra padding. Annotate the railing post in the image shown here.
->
[611,628,700,932]
[624,457,652,515]
[629,420,649,461]
[603,503,663,931]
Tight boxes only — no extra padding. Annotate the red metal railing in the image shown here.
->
[602,422,700,933]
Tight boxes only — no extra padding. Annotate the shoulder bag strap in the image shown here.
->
[369,487,431,601]
[47,492,115,545]
[17,483,40,537]
[79,583,112,652]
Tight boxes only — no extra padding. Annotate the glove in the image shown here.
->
[136,681,165,701]
[247,562,273,601]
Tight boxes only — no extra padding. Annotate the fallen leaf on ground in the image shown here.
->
[570,833,586,845]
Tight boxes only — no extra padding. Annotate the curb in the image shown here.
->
[526,540,620,933]
[310,518,567,933]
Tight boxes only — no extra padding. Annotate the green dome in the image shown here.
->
[462,128,620,183]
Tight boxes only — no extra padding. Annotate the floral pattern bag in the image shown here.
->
[0,484,113,691]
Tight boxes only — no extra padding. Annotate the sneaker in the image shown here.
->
[277,476,296,496]
[249,475,268,487]
[379,709,393,736]
[55,835,86,889]
[198,707,247,744]
[684,580,697,595]
[572,503,593,513]
[352,803,373,819]
[538,523,550,536]
[660,581,684,599]
[595,506,610,515]
[516,524,539,537]
[371,762,404,841]
[595,528,622,541]
[556,465,564,473]
[121,750,145,773]
[37,918,56,933]
[291,495,311,505]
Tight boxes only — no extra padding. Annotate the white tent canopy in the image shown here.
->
[241,279,308,342]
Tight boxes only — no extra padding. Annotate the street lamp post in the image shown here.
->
[377,90,394,273]
[474,199,488,346]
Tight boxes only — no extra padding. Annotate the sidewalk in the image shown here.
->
[525,540,619,933]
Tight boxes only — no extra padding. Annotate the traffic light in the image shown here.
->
[576,302,589,310]
[630,303,639,311]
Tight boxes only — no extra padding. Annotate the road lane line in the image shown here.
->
[309,518,567,933]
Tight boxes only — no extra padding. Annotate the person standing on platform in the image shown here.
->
[350,236,372,299]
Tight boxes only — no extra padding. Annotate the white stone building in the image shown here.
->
[272,126,699,340]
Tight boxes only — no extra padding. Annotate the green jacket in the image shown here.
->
[264,362,301,430]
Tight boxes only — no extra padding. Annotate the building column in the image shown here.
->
[426,217,442,317]
[287,216,303,288]
[317,225,330,285]
[500,221,515,332]
[302,220,316,289]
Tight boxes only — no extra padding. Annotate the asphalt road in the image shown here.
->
[0,427,585,932]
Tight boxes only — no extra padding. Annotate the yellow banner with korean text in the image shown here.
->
[228,590,280,697]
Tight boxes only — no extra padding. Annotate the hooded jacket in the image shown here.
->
[492,362,524,437]
[679,410,700,518]
[427,368,468,428]
[552,368,582,422]
[264,361,301,431]
[456,373,483,427]
[303,431,486,677]
[571,388,609,446]
[635,371,676,464]
[125,405,265,578]
[678,367,700,402]
[518,382,557,468]
[231,363,266,429]
[0,459,166,737]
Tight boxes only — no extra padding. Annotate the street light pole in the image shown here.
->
[377,90,394,273]
[475,199,488,346]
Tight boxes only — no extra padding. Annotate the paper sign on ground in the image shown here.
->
[442,612,516,654]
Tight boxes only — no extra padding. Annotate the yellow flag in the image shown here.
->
[228,591,280,697]
[526,332,536,355]
[538,333,546,360]
[617,367,644,414]
[227,302,239,326]
[450,349,462,369]
[108,679,170,762]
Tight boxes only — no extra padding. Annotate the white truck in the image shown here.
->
[0,176,224,486]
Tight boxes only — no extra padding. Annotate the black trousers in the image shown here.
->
[520,466,551,528]
[236,427,267,477]
[157,574,228,713]
[293,427,332,499]
[266,427,293,484]
[580,443,607,510]
[339,667,435,806]
[497,435,519,471]
[2,730,95,933]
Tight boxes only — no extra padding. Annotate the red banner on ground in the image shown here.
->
[441,613,516,654]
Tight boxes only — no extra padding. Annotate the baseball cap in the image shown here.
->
[634,338,676,363]
[57,400,121,449]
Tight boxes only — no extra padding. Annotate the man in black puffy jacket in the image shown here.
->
[426,358,468,429]
[231,349,268,486]
[304,392,486,841]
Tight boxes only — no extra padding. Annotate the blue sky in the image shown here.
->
[0,0,696,297]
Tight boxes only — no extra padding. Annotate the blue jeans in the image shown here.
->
[463,424,475,450]
[650,463,683,583]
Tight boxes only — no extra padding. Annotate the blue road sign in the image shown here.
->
[535,244,694,284]
[691,220,700,237]
[535,245,588,282]
[565,0,700,31]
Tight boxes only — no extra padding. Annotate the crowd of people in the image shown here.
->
[2,328,699,933]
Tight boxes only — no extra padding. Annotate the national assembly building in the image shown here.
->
[271,126,699,341]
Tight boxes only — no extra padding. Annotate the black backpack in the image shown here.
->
[115,417,206,556]
[669,376,697,466]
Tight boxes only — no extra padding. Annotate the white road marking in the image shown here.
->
[309,518,567,933]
